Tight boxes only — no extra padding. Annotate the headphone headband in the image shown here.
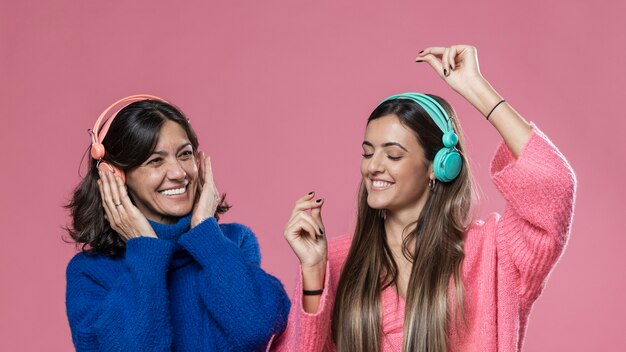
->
[378,92,462,182]
[91,94,167,145]
[380,92,453,133]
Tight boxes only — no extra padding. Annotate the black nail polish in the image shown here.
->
[316,198,323,203]
[320,229,324,235]
[450,64,453,71]
[419,50,424,54]
[444,68,448,76]
[416,59,423,63]
[308,191,314,195]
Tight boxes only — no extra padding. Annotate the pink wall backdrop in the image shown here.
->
[1,0,624,350]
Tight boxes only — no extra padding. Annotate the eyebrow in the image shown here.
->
[362,141,408,152]
[150,142,193,156]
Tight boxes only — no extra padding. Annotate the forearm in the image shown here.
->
[461,77,532,157]
[179,220,290,348]
[301,262,326,313]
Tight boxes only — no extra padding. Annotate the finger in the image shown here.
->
[196,151,204,183]
[291,196,323,217]
[298,212,324,236]
[286,210,323,236]
[448,46,458,70]
[419,53,445,79]
[105,170,122,207]
[204,155,221,201]
[116,175,133,208]
[98,177,118,231]
[418,47,446,59]
[290,215,322,239]
[442,47,451,76]
[310,200,325,235]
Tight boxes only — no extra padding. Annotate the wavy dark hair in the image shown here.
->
[65,99,230,257]
[332,95,475,352]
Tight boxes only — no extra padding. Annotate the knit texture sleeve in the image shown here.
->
[491,125,576,303]
[65,237,175,352]
[269,235,353,351]
[177,218,291,352]
[269,262,336,351]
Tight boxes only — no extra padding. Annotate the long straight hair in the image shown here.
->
[332,96,475,352]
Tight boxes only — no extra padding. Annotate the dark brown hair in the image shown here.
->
[65,99,230,257]
[332,95,475,352]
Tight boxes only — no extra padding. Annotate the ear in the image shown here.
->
[427,162,434,179]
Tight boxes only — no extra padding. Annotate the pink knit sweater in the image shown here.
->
[270,126,576,352]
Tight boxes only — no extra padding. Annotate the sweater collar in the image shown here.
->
[148,215,195,269]
[148,215,192,242]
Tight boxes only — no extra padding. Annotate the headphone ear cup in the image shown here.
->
[433,148,463,182]
[98,162,126,184]
[91,143,105,160]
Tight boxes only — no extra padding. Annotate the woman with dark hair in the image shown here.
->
[271,45,576,351]
[65,95,290,351]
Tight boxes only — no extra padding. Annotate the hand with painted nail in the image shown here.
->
[416,45,486,97]
[97,170,157,240]
[283,192,328,271]
[190,152,222,228]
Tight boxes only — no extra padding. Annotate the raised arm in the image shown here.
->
[419,45,576,302]
[417,45,532,157]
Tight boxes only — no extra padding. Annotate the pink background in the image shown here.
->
[1,0,624,350]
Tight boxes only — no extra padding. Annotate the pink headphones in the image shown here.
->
[90,94,167,182]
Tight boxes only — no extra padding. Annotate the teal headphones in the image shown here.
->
[380,92,463,182]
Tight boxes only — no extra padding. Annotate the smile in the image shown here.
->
[159,186,187,196]
[372,180,394,190]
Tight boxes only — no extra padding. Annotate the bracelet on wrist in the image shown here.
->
[486,99,506,120]
[303,289,324,296]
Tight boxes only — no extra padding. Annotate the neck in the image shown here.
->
[383,190,430,248]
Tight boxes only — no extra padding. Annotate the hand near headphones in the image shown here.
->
[190,152,222,229]
[416,45,485,94]
[417,45,533,157]
[98,169,157,240]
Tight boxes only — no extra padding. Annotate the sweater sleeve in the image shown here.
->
[269,262,336,351]
[177,218,291,352]
[491,125,576,303]
[65,237,175,352]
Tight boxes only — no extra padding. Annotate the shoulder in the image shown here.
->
[463,214,501,253]
[66,250,124,285]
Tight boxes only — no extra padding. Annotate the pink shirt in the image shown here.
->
[270,126,576,351]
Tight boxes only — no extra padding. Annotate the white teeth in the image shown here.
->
[160,187,186,196]
[372,180,392,188]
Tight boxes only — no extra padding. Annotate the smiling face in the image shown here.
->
[125,120,199,224]
[361,114,433,215]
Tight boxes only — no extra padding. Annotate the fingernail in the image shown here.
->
[444,68,448,76]
[450,64,453,71]
[316,198,323,203]
[308,191,314,195]
[320,229,324,235]
[416,59,423,63]
[419,50,424,54]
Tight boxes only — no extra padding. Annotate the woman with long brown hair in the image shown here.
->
[271,45,576,351]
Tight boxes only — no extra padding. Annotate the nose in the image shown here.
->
[165,159,187,180]
[367,152,385,175]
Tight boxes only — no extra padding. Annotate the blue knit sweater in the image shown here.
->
[66,216,290,351]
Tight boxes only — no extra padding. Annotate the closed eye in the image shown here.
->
[147,157,163,165]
